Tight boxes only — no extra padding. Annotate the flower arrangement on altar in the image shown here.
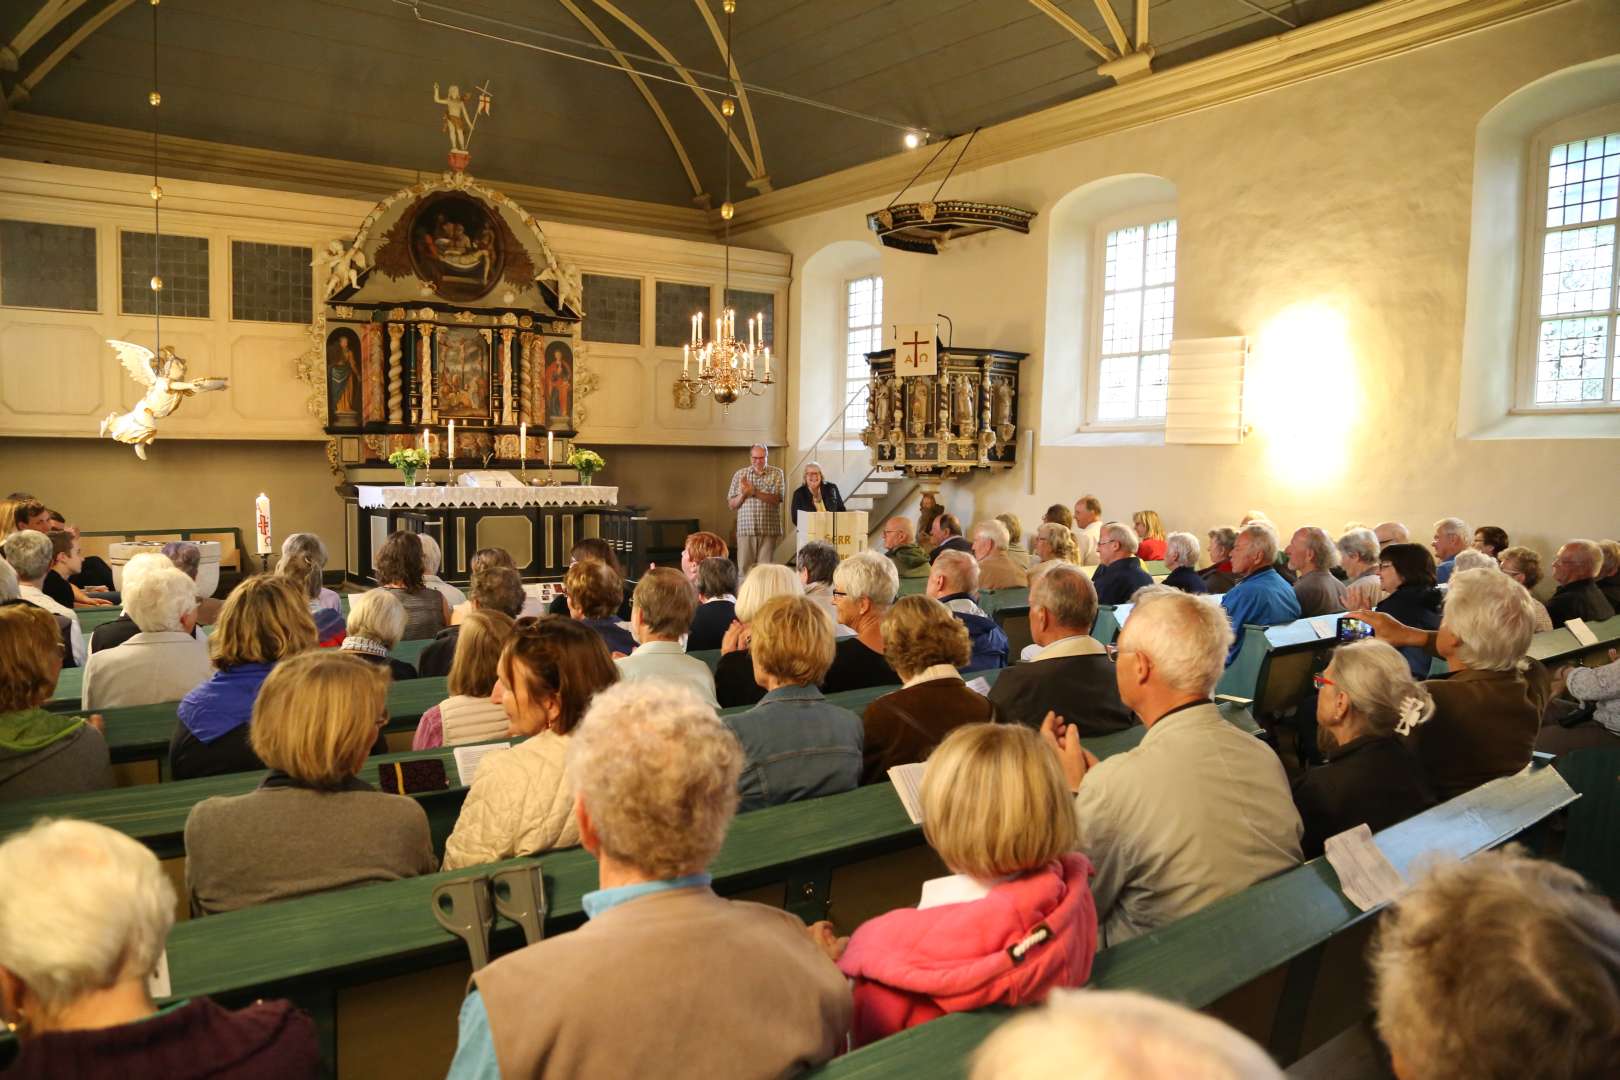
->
[388,447,430,485]
[566,447,605,483]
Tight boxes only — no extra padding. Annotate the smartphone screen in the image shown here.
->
[1337,616,1372,643]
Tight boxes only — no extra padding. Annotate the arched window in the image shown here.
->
[844,274,883,431]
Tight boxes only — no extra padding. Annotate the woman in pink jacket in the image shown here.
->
[834,723,1098,1046]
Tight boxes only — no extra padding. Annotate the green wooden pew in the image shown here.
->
[803,761,1578,1078]
[77,605,126,632]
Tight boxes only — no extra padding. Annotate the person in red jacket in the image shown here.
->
[832,723,1098,1046]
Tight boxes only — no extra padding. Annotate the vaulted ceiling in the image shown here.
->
[0,0,1373,210]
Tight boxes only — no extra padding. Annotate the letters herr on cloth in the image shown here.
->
[798,511,869,561]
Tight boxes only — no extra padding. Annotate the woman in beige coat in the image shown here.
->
[441,618,619,870]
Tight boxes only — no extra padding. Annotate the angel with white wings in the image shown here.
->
[100,340,228,459]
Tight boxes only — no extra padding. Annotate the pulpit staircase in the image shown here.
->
[773,384,915,562]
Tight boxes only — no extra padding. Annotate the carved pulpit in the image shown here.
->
[862,340,1025,477]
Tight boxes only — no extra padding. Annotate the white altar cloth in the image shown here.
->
[356,485,619,509]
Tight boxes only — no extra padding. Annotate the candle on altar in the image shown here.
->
[519,422,527,472]
[447,419,455,474]
[254,493,272,555]
[547,430,555,466]
[421,428,429,456]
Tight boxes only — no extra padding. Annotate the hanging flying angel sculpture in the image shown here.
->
[100,340,229,459]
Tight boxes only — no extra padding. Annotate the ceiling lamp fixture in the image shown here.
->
[677,0,772,410]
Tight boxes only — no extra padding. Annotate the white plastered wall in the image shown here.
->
[745,1,1620,559]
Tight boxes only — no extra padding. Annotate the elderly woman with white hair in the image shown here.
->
[80,561,210,710]
[714,563,803,708]
[0,820,319,1074]
[445,680,851,1079]
[416,532,468,612]
[1160,531,1208,594]
[1337,527,1381,589]
[1371,847,1620,1080]
[2,529,84,665]
[1353,567,1552,800]
[1294,639,1437,857]
[338,588,419,681]
[1200,527,1239,593]
[822,550,903,694]
[969,988,1283,1080]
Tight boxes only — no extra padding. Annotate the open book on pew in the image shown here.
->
[453,741,513,787]
[888,762,927,825]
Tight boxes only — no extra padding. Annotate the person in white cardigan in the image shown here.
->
[412,610,516,749]
[81,561,211,710]
[615,568,719,707]
[440,618,619,871]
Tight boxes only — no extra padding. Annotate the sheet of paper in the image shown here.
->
[965,676,992,696]
[147,949,171,999]
[453,741,512,788]
[1311,616,1338,640]
[1566,617,1599,647]
[888,761,927,824]
[1323,823,1407,912]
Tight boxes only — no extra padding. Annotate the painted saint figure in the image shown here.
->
[327,330,362,423]
[543,342,573,422]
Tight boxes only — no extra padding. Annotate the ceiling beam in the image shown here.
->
[8,0,136,107]
[1092,0,1131,55]
[1135,0,1150,50]
[586,0,764,182]
[1027,0,1118,63]
[691,0,769,193]
[554,0,706,202]
[8,0,91,62]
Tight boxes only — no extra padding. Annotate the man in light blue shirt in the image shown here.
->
[1432,516,1469,584]
[1220,522,1301,664]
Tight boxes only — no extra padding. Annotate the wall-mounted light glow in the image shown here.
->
[903,130,922,149]
[1245,302,1360,488]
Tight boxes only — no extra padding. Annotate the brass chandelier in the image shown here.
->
[676,0,772,411]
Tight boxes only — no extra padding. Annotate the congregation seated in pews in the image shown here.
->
[2,497,1619,1077]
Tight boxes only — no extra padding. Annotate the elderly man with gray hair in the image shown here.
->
[1337,528,1380,588]
[80,560,211,711]
[1160,532,1208,595]
[2,529,84,665]
[969,518,1028,590]
[926,549,1009,671]
[1374,521,1411,549]
[1092,522,1153,606]
[1041,589,1301,945]
[987,563,1134,735]
[1546,538,1616,628]
[1287,526,1349,617]
[1431,517,1470,584]
[726,443,785,575]
[448,680,851,1078]
[1218,522,1301,665]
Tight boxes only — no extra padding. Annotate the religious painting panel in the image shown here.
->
[436,326,493,419]
[541,337,574,429]
[325,325,364,427]
[407,192,506,303]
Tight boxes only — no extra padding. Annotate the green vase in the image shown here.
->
[399,466,418,487]
[577,469,597,485]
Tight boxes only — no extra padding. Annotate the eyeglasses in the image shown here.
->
[1312,673,1336,690]
[1105,644,1120,663]
[831,589,848,599]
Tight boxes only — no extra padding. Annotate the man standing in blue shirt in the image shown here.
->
[1219,522,1301,664]
[1432,517,1469,584]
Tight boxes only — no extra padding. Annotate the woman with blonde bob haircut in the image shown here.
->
[859,595,999,783]
[0,819,320,1072]
[1352,567,1551,800]
[1371,846,1620,1080]
[726,595,863,812]
[835,724,1097,1046]
[170,574,318,781]
[184,651,437,915]
[442,617,619,870]
[1032,522,1080,566]
[412,609,517,749]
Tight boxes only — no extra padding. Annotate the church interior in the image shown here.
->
[1,0,1618,1077]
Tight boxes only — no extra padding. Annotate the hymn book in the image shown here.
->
[889,762,927,824]
[453,741,513,787]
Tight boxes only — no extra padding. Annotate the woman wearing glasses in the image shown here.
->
[1293,640,1437,857]
[1373,543,1443,679]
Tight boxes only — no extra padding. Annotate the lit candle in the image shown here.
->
[683,344,690,375]
[254,493,272,555]
[447,419,455,474]
[748,316,756,350]
[547,430,555,466]
[519,421,527,471]
[763,346,771,377]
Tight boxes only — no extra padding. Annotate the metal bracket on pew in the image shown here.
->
[491,864,548,946]
[432,876,495,971]
[785,864,833,925]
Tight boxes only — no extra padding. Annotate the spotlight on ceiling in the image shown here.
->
[904,130,923,149]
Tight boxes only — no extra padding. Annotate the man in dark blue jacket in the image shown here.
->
[1093,522,1155,606]
[925,549,1008,671]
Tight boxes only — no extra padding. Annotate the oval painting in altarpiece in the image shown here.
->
[407,192,507,303]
